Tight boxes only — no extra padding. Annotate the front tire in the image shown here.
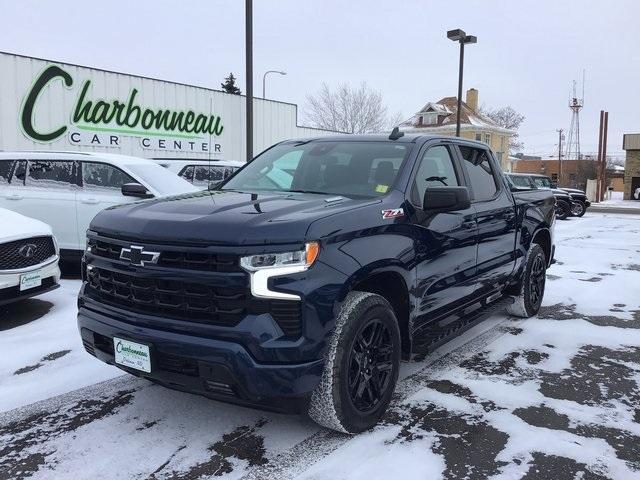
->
[571,200,587,217]
[507,243,547,318]
[555,200,570,220]
[308,291,401,434]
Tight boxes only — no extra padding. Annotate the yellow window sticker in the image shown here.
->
[375,184,389,193]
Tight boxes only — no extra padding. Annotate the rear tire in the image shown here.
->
[555,200,570,220]
[507,243,547,318]
[308,291,401,434]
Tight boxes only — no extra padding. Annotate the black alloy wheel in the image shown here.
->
[347,319,394,413]
[529,253,546,310]
[571,201,586,217]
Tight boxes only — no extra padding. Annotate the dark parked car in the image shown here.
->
[78,133,555,433]
[527,173,590,217]
[506,173,574,220]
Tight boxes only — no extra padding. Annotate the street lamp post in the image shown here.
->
[262,70,286,99]
[447,29,477,137]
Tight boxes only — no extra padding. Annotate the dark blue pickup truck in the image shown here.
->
[78,132,555,433]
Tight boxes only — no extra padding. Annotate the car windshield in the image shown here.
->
[532,176,552,188]
[125,163,199,196]
[221,141,411,197]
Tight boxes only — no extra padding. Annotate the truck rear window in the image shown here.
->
[222,141,411,197]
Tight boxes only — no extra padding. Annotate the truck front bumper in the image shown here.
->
[78,306,325,413]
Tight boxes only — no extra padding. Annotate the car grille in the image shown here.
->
[86,266,247,326]
[87,238,241,273]
[0,236,56,270]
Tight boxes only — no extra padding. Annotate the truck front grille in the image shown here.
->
[0,236,56,270]
[88,238,241,273]
[86,266,247,326]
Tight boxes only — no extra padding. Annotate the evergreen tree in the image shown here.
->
[221,73,241,95]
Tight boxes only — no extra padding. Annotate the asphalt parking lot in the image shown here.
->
[1,212,639,480]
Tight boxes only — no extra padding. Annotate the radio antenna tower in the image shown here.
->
[564,71,585,160]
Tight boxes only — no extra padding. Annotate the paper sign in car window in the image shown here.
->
[375,184,389,193]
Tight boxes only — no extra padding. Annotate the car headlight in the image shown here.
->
[240,242,319,271]
[240,242,319,300]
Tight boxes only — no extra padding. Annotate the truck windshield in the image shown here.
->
[222,141,410,197]
[532,176,552,188]
[508,175,534,188]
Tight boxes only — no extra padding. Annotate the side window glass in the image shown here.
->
[13,161,27,185]
[27,161,76,188]
[0,160,14,185]
[412,145,459,205]
[82,162,135,191]
[180,166,194,182]
[459,147,498,201]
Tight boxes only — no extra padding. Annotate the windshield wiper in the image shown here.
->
[287,189,330,195]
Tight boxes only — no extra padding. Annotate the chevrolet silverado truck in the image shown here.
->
[78,132,555,433]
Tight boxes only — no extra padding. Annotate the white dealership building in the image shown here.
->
[0,51,337,161]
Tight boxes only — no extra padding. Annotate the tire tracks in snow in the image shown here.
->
[241,315,514,480]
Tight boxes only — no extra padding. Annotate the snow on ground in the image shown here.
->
[597,190,640,209]
[1,212,639,479]
[0,280,119,412]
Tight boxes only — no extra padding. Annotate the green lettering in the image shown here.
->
[22,65,73,141]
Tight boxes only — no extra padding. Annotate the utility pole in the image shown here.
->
[557,128,564,184]
[601,111,609,201]
[596,111,604,202]
[245,0,253,162]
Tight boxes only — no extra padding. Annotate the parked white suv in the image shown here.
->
[153,158,244,189]
[0,208,60,306]
[0,152,198,260]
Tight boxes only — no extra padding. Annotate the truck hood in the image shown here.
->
[90,190,378,246]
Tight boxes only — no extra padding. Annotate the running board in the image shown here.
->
[411,294,514,359]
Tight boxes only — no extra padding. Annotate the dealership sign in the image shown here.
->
[20,65,224,153]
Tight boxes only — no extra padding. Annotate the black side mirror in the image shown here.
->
[121,183,153,198]
[550,181,558,188]
[423,186,471,212]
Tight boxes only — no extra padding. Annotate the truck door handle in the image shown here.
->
[6,194,23,200]
[81,198,100,205]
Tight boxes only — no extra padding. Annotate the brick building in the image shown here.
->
[623,134,640,200]
[513,158,624,192]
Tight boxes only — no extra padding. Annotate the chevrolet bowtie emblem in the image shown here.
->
[119,245,160,266]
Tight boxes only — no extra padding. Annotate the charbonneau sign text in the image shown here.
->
[21,65,224,143]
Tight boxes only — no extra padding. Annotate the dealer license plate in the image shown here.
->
[113,337,151,373]
[20,271,42,291]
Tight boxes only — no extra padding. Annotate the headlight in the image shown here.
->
[240,242,320,300]
[240,242,319,271]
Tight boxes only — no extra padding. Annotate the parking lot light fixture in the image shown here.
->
[262,70,287,99]
[447,29,477,137]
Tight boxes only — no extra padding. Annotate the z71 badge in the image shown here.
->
[381,208,405,219]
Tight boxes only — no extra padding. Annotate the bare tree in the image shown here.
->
[480,105,525,153]
[304,83,397,134]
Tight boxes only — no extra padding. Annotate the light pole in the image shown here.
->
[447,29,477,137]
[245,0,253,162]
[262,70,286,99]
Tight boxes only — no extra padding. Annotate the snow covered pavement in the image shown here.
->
[1,212,639,479]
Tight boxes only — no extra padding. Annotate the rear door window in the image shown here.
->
[179,166,195,182]
[26,160,78,189]
[459,147,498,201]
[82,162,135,191]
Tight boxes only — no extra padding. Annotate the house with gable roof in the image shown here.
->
[400,88,514,171]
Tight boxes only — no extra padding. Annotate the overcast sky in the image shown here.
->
[1,0,637,157]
